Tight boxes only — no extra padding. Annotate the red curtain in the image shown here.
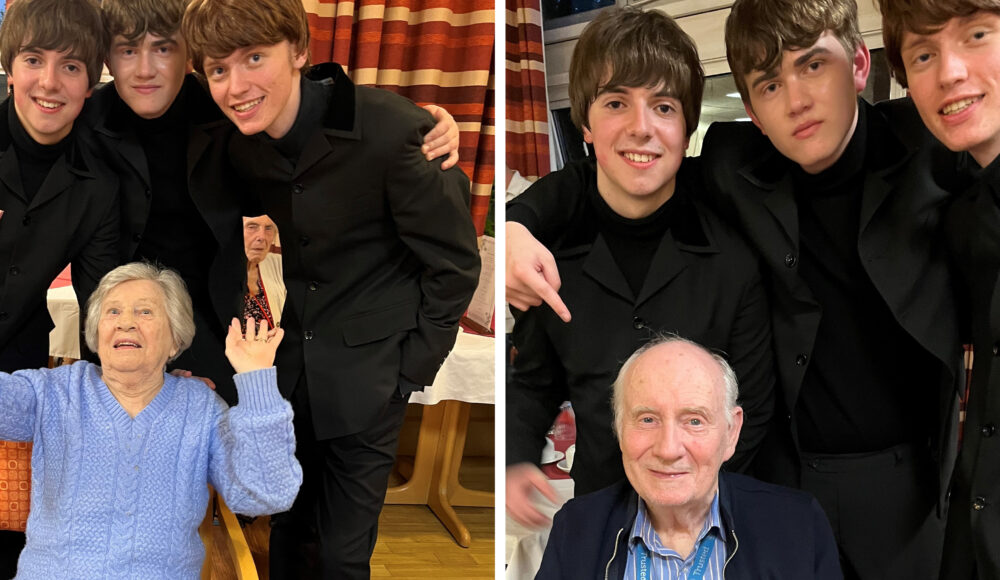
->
[304,0,495,235]
[505,0,549,181]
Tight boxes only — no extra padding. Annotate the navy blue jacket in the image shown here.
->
[537,472,842,579]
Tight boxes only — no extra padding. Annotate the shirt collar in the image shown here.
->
[629,492,723,557]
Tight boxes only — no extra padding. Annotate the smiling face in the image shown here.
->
[97,279,177,378]
[582,84,689,218]
[243,215,276,264]
[743,31,870,174]
[901,12,1000,167]
[203,41,308,138]
[7,47,92,145]
[106,32,188,120]
[619,342,743,516]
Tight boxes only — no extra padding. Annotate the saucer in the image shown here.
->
[541,450,564,464]
[557,458,571,472]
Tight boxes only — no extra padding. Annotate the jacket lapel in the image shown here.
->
[28,155,77,210]
[582,235,636,304]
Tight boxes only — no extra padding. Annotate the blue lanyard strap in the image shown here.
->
[634,534,716,580]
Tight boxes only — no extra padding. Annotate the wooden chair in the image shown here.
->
[199,486,259,579]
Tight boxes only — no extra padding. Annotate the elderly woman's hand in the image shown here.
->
[225,317,284,374]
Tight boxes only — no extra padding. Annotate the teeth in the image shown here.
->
[35,99,60,109]
[942,97,979,115]
[234,98,263,113]
[624,152,656,163]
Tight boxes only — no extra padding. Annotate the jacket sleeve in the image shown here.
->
[208,367,303,516]
[507,161,591,243]
[386,110,481,387]
[507,307,569,466]
[722,256,776,472]
[70,173,121,309]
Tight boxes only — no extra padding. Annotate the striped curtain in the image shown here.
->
[303,0,495,235]
[505,0,549,181]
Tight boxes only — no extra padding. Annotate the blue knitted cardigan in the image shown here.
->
[0,360,301,579]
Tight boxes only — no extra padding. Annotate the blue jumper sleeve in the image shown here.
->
[208,366,302,516]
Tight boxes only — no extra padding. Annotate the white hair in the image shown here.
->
[84,262,195,362]
[611,335,739,438]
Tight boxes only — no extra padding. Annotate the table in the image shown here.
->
[384,329,494,547]
[504,478,574,579]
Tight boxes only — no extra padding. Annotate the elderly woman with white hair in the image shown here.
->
[0,262,301,578]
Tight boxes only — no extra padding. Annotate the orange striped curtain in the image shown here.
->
[505,0,549,181]
[303,0,495,235]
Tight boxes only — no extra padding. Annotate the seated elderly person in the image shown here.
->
[537,336,840,579]
[0,262,301,578]
[243,215,285,331]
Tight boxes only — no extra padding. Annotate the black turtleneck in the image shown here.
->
[592,185,679,298]
[793,103,939,454]
[117,84,215,308]
[8,100,69,203]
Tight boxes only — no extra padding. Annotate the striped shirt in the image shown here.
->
[623,493,726,579]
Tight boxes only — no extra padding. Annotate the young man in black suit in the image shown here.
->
[506,0,964,577]
[182,0,481,577]
[878,1,1000,577]
[87,0,460,405]
[0,0,121,573]
[505,7,774,529]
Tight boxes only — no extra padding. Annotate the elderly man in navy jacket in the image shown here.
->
[538,337,841,580]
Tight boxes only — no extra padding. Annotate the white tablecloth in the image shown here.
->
[505,478,575,580]
[408,329,494,405]
[47,285,80,359]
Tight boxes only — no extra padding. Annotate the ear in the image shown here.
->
[744,101,765,135]
[292,45,308,71]
[583,124,594,144]
[722,406,744,462]
[852,42,872,94]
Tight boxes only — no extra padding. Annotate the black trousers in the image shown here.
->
[269,375,409,579]
[800,443,944,580]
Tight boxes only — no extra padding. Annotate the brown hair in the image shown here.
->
[569,7,704,137]
[726,0,862,101]
[876,0,1000,87]
[101,0,188,43]
[181,0,310,75]
[0,0,106,87]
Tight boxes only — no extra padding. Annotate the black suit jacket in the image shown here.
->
[701,99,963,503]
[230,63,481,439]
[507,159,775,494]
[84,76,257,400]
[0,99,119,371]
[942,159,1000,580]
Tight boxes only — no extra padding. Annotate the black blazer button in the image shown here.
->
[133,233,142,243]
[632,316,646,330]
[784,253,797,268]
[304,331,314,340]
[974,497,988,511]
[21,216,30,226]
[9,266,19,276]
[309,281,319,291]
[994,343,1000,356]
[795,354,808,366]
[292,184,305,194]
[983,424,997,437]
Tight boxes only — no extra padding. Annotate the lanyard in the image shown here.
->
[249,267,275,329]
[635,534,716,580]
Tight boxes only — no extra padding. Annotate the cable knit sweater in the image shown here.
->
[0,360,301,579]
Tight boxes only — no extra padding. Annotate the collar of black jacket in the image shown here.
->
[0,96,93,177]
[305,61,357,134]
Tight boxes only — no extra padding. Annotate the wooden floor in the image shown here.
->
[205,456,495,579]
